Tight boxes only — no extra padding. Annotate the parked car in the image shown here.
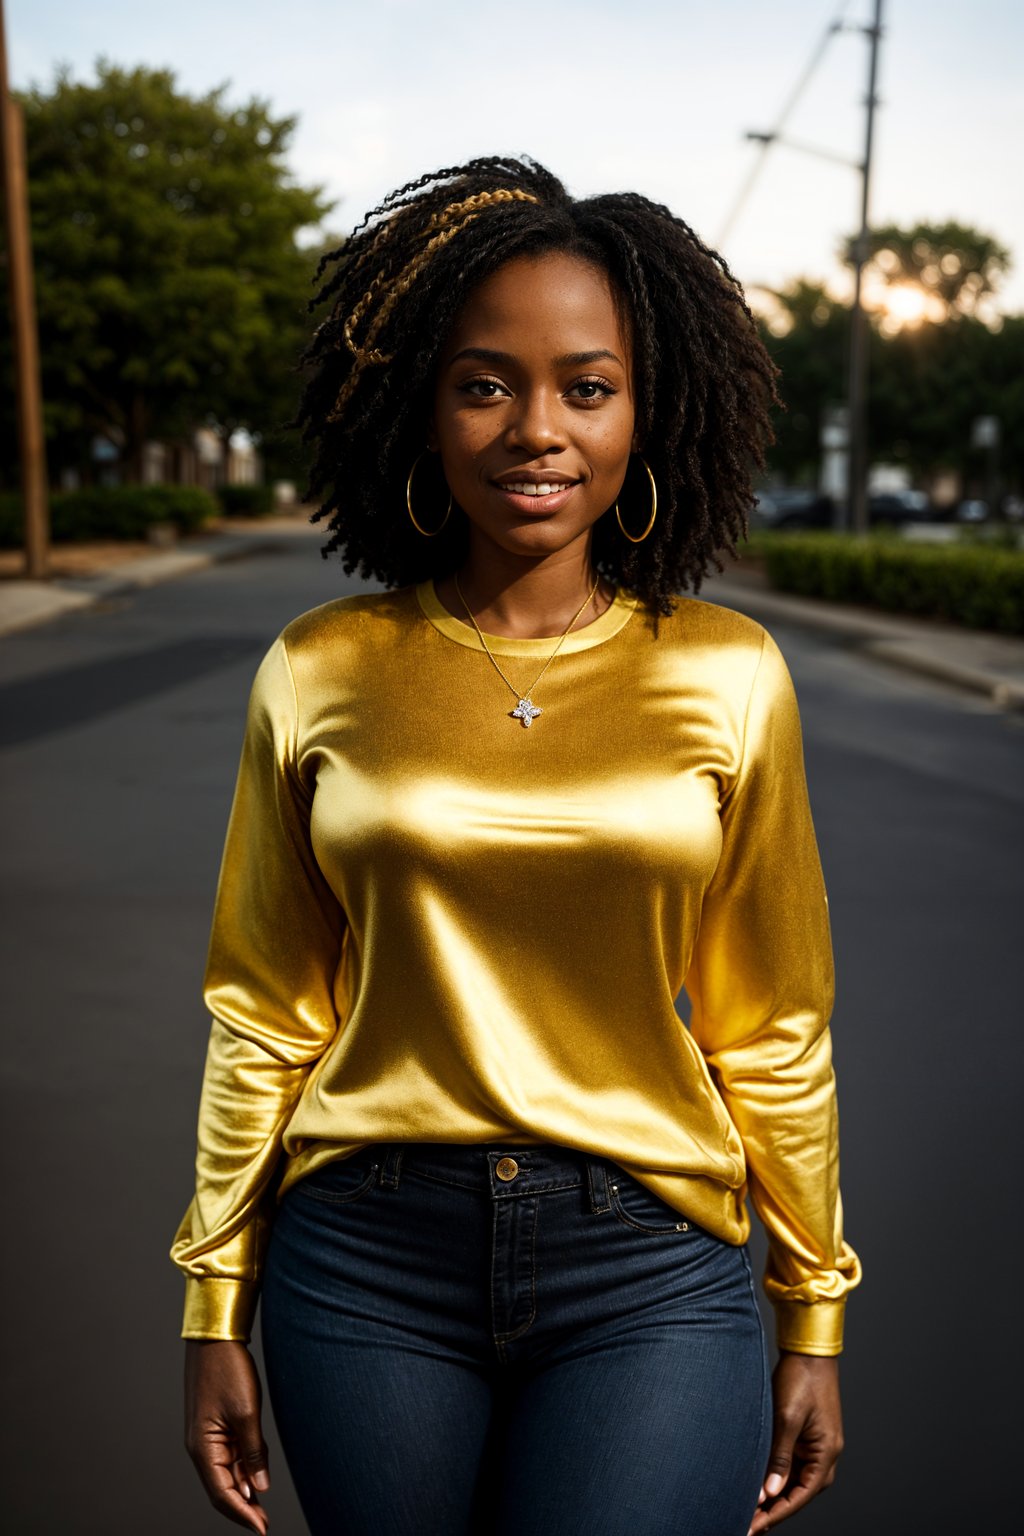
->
[751,489,834,529]
[868,489,933,524]
[753,487,935,529]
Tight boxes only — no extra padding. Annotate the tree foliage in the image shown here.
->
[1,61,331,484]
[842,220,1012,321]
[759,282,849,481]
[761,229,1023,494]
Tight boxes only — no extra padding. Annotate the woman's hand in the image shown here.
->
[748,1353,843,1534]
[184,1340,271,1533]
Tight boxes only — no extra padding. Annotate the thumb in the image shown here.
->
[763,1409,798,1500]
[234,1409,271,1496]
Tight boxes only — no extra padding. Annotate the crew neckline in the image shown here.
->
[415,580,638,658]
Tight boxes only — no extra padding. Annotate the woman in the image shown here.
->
[174,155,860,1536]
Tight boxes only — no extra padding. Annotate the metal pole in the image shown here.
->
[846,0,883,536]
[0,0,50,578]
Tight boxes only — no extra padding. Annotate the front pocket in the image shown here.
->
[608,1171,693,1235]
[292,1156,380,1206]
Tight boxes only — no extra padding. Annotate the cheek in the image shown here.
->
[589,415,636,474]
[439,414,500,481]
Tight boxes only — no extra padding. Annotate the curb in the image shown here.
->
[705,577,1024,712]
[0,531,279,640]
[862,638,1024,711]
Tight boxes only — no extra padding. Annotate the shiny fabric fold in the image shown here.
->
[171,583,861,1350]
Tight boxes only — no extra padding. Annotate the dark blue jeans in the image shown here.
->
[261,1142,770,1536]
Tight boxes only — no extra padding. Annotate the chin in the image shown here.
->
[486,521,591,559]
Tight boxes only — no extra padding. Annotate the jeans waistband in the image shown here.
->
[368,1141,614,1210]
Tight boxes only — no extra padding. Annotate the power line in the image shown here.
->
[717,0,856,249]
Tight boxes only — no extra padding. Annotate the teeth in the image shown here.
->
[504,482,566,496]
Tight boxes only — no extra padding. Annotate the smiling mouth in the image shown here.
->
[499,480,579,497]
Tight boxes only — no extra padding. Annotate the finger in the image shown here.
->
[190,1427,269,1530]
[202,1458,269,1533]
[755,1456,836,1530]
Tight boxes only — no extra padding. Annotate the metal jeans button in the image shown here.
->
[495,1157,519,1182]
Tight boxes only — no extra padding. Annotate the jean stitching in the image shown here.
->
[290,1164,379,1206]
[494,1196,538,1345]
[402,1166,492,1195]
[402,1166,581,1198]
[494,1174,581,1196]
[608,1184,690,1235]
[587,1159,611,1213]
[379,1147,403,1189]
[739,1243,769,1443]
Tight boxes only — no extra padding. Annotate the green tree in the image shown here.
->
[873,315,1024,490]
[759,279,1024,494]
[2,61,332,485]
[758,281,849,482]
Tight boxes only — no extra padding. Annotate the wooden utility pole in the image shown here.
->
[0,0,49,577]
[846,0,883,535]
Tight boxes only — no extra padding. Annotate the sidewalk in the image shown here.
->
[0,519,298,639]
[705,562,1024,711]
[2,528,1022,710]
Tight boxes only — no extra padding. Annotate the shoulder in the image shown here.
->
[634,592,780,681]
[654,594,771,651]
[628,593,798,736]
[245,587,420,721]
[274,586,423,691]
[278,586,419,659]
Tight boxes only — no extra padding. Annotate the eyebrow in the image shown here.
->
[447,346,625,369]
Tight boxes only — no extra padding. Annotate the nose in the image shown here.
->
[503,386,568,457]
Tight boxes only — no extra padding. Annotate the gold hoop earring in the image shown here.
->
[406,453,452,537]
[615,456,658,543]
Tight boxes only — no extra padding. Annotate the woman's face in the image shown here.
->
[430,250,636,564]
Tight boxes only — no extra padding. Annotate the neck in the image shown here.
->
[437,538,613,640]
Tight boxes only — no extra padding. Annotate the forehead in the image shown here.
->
[445,250,628,355]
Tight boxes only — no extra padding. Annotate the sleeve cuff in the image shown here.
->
[182,1277,260,1341]
[773,1298,845,1356]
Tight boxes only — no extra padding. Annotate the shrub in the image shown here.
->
[0,485,218,547]
[753,533,1024,634]
[217,483,275,517]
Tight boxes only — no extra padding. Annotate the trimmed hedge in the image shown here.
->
[0,485,218,548]
[753,533,1024,634]
[217,483,275,517]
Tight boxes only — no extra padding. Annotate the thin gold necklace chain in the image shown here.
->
[453,572,602,703]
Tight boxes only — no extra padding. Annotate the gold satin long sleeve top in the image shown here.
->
[172,581,861,1353]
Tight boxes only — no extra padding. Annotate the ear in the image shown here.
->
[631,429,641,454]
[426,419,439,452]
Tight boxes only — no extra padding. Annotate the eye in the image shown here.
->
[566,376,616,402]
[458,375,511,399]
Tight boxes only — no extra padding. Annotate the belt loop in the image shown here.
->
[379,1146,403,1190]
[586,1158,611,1213]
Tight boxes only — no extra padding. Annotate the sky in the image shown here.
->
[8,0,1024,312]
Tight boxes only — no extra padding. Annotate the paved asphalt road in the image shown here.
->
[1,531,1020,1534]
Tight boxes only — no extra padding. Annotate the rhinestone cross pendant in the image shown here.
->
[510,697,542,728]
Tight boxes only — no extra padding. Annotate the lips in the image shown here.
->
[493,482,580,515]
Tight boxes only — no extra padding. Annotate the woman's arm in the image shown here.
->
[684,629,860,1524]
[173,635,347,1524]
[172,634,346,1335]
